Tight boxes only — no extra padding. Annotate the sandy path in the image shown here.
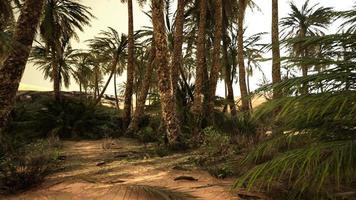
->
[5,138,238,200]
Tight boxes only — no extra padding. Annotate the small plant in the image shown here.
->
[0,139,60,194]
[207,165,234,179]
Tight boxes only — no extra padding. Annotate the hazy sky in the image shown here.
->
[21,0,355,96]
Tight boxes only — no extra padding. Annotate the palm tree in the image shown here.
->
[71,51,95,95]
[151,0,181,147]
[271,0,281,99]
[39,0,93,101]
[191,0,207,116]
[121,0,135,129]
[0,0,45,136]
[281,0,333,94]
[243,32,266,109]
[171,0,185,97]
[207,0,223,116]
[87,28,128,105]
[237,0,256,112]
[30,41,77,90]
[222,2,238,116]
[127,43,156,134]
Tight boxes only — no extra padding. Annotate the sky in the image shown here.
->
[20,0,355,97]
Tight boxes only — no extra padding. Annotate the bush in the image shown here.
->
[202,127,232,157]
[9,96,123,140]
[0,139,60,194]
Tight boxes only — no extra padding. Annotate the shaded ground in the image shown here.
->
[5,138,238,200]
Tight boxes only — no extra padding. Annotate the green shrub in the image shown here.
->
[202,127,231,157]
[0,139,60,194]
[10,96,122,140]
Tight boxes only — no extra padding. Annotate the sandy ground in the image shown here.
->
[4,138,239,200]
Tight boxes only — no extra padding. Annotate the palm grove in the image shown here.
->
[0,0,355,198]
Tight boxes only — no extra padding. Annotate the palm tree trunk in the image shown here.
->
[114,69,120,110]
[179,64,194,102]
[191,0,207,115]
[0,0,45,136]
[272,0,281,99]
[237,0,250,112]
[126,44,156,134]
[94,70,99,100]
[207,0,223,118]
[152,0,181,147]
[246,63,252,110]
[222,16,236,115]
[95,60,117,105]
[300,28,309,95]
[171,0,185,97]
[52,46,61,102]
[123,0,135,129]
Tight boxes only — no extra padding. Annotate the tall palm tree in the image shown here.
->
[171,0,185,96]
[127,43,156,134]
[0,0,45,135]
[191,0,207,116]
[121,0,135,129]
[71,51,95,95]
[281,0,333,94]
[87,28,128,104]
[237,0,252,112]
[244,32,266,109]
[30,41,77,90]
[39,0,93,101]
[222,2,238,116]
[207,0,223,116]
[151,0,181,147]
[271,0,281,99]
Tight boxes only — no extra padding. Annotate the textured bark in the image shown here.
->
[126,44,156,134]
[207,0,223,116]
[171,0,185,96]
[152,0,181,146]
[191,0,207,115]
[237,0,250,112]
[222,12,236,116]
[0,0,45,134]
[52,44,61,101]
[223,37,237,116]
[272,0,281,99]
[123,0,135,129]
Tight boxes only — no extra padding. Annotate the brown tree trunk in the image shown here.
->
[222,13,236,115]
[272,0,281,99]
[171,0,185,97]
[237,0,250,112]
[207,0,223,117]
[191,0,207,115]
[300,28,308,95]
[94,69,99,100]
[114,69,120,110]
[126,44,156,134]
[52,44,61,102]
[0,0,45,135]
[95,59,117,105]
[123,0,135,129]
[152,0,181,147]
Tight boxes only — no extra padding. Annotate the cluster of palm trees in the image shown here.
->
[0,0,353,146]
